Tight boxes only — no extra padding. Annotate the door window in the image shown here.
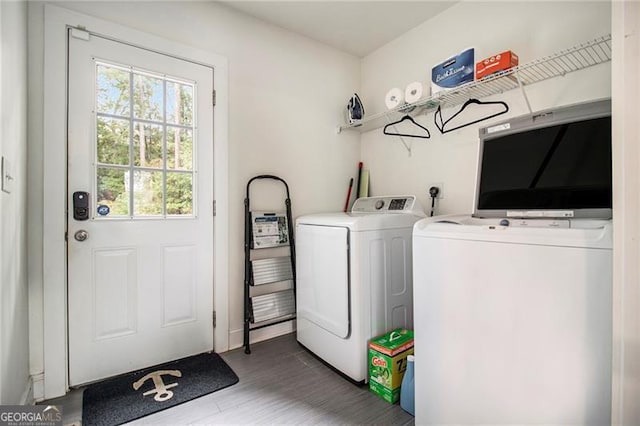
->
[95,61,196,218]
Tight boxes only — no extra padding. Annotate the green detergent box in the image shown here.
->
[368,329,414,404]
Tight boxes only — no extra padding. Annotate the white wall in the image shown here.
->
[1,0,31,404]
[360,1,611,214]
[27,0,360,383]
[612,2,640,425]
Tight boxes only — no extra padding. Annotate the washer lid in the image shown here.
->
[413,215,612,249]
[296,195,425,231]
[297,212,423,231]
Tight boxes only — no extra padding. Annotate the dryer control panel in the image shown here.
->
[352,195,424,215]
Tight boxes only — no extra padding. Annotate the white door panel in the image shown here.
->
[296,225,350,338]
[68,32,214,385]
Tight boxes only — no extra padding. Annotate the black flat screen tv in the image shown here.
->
[474,99,612,219]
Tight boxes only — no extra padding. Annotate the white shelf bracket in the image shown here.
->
[399,135,413,157]
[383,116,413,156]
[515,70,533,114]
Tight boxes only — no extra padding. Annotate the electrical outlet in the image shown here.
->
[428,182,444,199]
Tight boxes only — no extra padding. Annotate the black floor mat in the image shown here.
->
[82,352,239,426]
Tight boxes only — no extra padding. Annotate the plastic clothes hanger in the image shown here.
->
[383,115,431,139]
[434,98,509,134]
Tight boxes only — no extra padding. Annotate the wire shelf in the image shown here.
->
[339,34,612,134]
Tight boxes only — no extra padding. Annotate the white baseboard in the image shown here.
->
[19,376,34,405]
[227,320,295,351]
[30,373,45,403]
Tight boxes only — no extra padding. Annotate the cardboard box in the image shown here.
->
[369,329,414,404]
[476,50,519,80]
[431,48,475,95]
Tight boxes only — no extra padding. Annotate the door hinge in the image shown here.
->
[212,90,216,106]
[213,311,217,328]
[70,27,90,41]
[213,200,216,216]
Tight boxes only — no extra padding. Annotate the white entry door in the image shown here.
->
[67,30,215,385]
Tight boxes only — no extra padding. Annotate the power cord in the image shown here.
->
[429,186,440,217]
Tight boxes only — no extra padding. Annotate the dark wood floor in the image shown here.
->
[132,333,414,425]
[49,333,414,425]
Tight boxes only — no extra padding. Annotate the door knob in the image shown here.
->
[74,230,89,242]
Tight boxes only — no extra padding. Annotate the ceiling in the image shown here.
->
[219,1,457,57]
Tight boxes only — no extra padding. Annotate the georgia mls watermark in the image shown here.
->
[0,406,62,426]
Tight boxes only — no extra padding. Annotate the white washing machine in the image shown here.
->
[412,215,612,425]
[295,195,425,383]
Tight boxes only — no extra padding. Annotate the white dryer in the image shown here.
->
[295,195,424,383]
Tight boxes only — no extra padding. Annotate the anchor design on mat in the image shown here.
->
[132,370,182,402]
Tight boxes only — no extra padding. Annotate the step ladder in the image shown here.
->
[243,175,296,354]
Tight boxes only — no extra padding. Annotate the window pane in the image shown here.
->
[133,170,163,216]
[97,116,130,166]
[94,63,198,220]
[133,122,163,168]
[96,64,130,117]
[166,82,193,126]
[96,167,130,217]
[133,74,163,122]
[166,172,193,215]
[167,127,193,171]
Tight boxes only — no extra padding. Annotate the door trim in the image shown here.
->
[42,4,229,398]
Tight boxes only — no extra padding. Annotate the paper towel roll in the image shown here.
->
[385,88,404,110]
[405,82,424,104]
